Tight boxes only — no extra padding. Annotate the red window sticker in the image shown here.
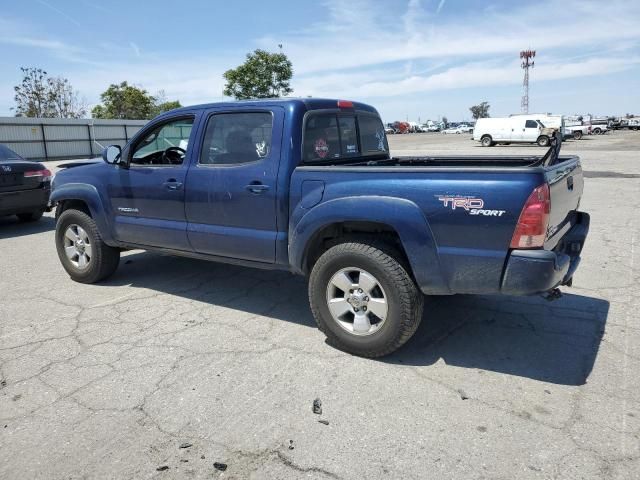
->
[314,138,329,158]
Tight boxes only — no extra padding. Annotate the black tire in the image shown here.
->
[481,135,493,147]
[17,210,43,222]
[309,241,424,358]
[55,209,120,283]
[537,135,550,147]
[593,128,601,134]
[573,130,583,140]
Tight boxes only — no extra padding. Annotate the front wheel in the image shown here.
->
[573,130,583,140]
[309,241,424,358]
[55,209,120,283]
[537,135,550,147]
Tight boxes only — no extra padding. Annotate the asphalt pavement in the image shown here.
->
[1,131,638,479]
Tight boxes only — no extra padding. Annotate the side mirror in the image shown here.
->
[102,145,122,165]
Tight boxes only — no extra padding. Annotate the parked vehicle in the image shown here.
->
[384,126,396,134]
[50,98,589,358]
[0,144,52,222]
[392,121,411,134]
[408,122,425,133]
[457,124,474,133]
[442,126,464,134]
[473,117,556,147]
[426,125,440,132]
[564,124,588,140]
[589,124,608,135]
[510,114,566,138]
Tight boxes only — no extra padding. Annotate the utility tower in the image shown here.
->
[520,50,535,113]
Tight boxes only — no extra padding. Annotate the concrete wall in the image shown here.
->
[0,117,148,162]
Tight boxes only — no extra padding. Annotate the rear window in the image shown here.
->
[0,145,21,161]
[303,112,388,163]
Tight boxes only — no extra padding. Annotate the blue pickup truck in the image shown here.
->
[51,98,589,357]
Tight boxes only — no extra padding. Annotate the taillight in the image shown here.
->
[24,169,53,182]
[510,183,550,249]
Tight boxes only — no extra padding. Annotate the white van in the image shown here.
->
[511,114,566,137]
[473,116,557,147]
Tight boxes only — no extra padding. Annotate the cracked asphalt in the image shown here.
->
[1,131,638,479]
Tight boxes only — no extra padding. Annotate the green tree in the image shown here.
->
[91,82,155,119]
[223,49,293,100]
[150,90,182,117]
[469,101,490,120]
[13,67,86,118]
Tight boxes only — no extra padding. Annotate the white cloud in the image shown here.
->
[0,0,638,118]
[129,42,141,58]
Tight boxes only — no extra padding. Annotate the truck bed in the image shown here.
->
[304,154,578,170]
[290,153,583,295]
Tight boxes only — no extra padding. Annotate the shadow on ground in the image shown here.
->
[101,250,608,386]
[0,215,55,239]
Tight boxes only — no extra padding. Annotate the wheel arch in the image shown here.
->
[51,183,115,245]
[289,196,450,294]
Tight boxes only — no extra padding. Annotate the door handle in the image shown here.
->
[567,176,574,190]
[245,183,270,194]
[163,179,183,190]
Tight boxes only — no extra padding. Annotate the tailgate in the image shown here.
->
[544,157,584,249]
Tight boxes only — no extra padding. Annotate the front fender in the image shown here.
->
[289,196,450,294]
[50,183,115,245]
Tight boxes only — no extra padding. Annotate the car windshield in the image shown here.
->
[0,145,22,161]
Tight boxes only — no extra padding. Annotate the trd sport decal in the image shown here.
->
[436,195,506,217]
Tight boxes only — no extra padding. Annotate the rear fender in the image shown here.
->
[289,196,450,294]
[50,183,115,245]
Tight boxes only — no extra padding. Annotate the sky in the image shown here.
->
[0,0,639,122]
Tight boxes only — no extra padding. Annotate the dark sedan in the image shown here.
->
[0,145,52,222]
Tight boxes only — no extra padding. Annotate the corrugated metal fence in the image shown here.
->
[0,117,148,162]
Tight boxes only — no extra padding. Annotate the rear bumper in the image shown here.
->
[501,212,590,295]
[0,187,51,216]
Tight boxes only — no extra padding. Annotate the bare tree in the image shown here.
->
[47,77,87,118]
[13,67,86,118]
[13,68,50,117]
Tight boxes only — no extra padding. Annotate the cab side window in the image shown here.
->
[131,117,194,166]
[525,120,538,128]
[200,112,273,165]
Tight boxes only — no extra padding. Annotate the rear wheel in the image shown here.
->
[593,128,602,134]
[537,135,550,147]
[573,130,583,140]
[481,135,493,147]
[55,209,120,283]
[309,241,424,358]
[17,210,43,222]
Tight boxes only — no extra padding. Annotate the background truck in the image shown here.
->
[51,98,589,357]
[473,116,557,146]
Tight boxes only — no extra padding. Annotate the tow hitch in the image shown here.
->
[542,288,562,301]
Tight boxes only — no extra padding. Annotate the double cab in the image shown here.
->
[51,99,589,357]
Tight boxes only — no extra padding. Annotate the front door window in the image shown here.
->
[131,117,194,166]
